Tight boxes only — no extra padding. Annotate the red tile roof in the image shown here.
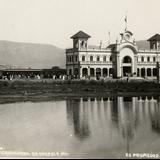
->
[71,31,91,39]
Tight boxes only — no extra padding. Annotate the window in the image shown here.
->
[147,57,150,62]
[153,56,156,62]
[97,56,100,61]
[82,55,85,61]
[71,56,73,62]
[110,56,112,62]
[75,55,78,62]
[141,56,144,62]
[103,56,106,62]
[67,56,70,62]
[123,56,132,63]
[90,56,93,61]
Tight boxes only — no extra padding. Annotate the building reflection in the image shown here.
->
[66,98,90,140]
[66,95,160,147]
[114,97,139,153]
[148,96,160,134]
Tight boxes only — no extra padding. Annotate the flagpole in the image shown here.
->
[125,12,128,31]
[108,31,110,45]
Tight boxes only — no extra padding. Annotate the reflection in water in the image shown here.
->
[0,96,160,158]
[66,96,160,154]
[66,99,90,139]
[149,97,160,134]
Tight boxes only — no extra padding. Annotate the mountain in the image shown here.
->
[0,39,151,70]
[0,40,65,69]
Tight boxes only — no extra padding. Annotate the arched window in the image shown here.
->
[110,56,112,62]
[153,56,156,62]
[123,56,132,63]
[141,56,144,62]
[81,41,84,48]
[82,55,85,61]
[147,57,150,62]
[90,56,93,61]
[97,56,100,61]
[103,56,106,62]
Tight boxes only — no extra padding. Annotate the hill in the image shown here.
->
[0,40,65,69]
[0,39,152,70]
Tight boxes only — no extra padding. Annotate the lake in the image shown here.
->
[0,96,160,159]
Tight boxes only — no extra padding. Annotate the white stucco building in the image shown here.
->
[66,30,160,79]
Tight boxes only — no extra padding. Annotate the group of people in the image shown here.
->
[0,73,68,81]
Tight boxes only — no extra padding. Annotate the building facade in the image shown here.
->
[66,30,160,79]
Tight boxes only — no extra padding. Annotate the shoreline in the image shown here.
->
[0,91,159,104]
[0,79,160,103]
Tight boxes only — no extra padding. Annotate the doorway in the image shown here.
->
[123,66,132,76]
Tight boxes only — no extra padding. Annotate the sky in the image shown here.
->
[0,0,160,48]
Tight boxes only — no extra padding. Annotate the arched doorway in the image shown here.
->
[90,68,95,77]
[96,68,101,79]
[82,68,88,77]
[109,68,113,77]
[122,56,132,76]
[153,68,157,77]
[103,68,108,77]
[147,68,151,77]
[69,69,72,75]
[74,68,79,78]
[141,68,145,77]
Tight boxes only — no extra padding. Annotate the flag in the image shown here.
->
[125,15,127,23]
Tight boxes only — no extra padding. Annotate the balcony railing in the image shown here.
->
[80,61,112,65]
[66,48,110,53]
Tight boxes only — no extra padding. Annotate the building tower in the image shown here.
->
[71,31,91,50]
[147,34,160,50]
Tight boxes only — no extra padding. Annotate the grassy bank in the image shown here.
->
[0,78,160,95]
[0,78,159,104]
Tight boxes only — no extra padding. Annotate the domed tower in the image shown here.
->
[113,30,138,78]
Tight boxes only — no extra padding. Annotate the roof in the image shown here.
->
[147,34,160,41]
[107,44,116,50]
[2,69,43,72]
[136,40,150,50]
[71,31,91,39]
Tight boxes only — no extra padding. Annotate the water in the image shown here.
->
[0,96,160,158]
